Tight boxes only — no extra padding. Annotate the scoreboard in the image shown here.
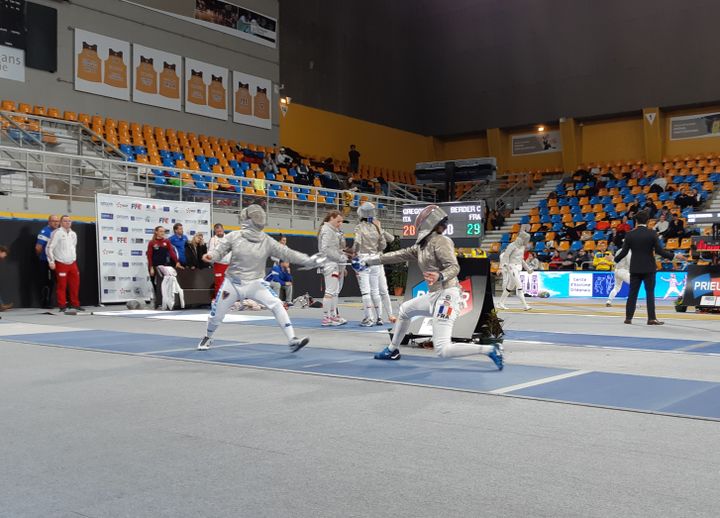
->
[400,201,485,247]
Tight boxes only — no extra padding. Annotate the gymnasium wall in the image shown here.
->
[663,105,720,157]
[282,0,720,138]
[579,118,645,164]
[0,0,280,145]
[280,103,434,172]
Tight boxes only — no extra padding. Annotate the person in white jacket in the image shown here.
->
[317,210,350,326]
[606,250,631,307]
[497,231,533,311]
[198,205,324,352]
[208,223,231,296]
[46,215,83,312]
[352,202,396,326]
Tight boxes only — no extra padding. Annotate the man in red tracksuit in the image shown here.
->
[146,226,182,308]
[207,223,230,296]
[46,215,82,312]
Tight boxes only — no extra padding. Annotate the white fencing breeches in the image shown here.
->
[356,268,375,320]
[322,265,344,316]
[388,287,494,358]
[374,266,394,319]
[607,269,630,303]
[207,278,296,343]
[499,264,528,308]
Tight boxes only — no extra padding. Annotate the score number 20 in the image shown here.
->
[403,223,456,236]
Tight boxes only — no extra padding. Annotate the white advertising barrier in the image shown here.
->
[95,193,211,303]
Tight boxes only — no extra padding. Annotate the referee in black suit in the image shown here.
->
[614,210,684,325]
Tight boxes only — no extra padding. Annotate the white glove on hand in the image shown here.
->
[299,253,327,270]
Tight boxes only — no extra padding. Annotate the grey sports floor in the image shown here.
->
[1,297,719,517]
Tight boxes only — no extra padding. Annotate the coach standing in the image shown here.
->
[35,214,60,308]
[46,215,83,312]
[614,210,683,325]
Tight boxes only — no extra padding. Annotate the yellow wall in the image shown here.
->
[663,105,720,157]
[436,135,489,160]
[283,103,720,175]
[503,129,563,172]
[580,118,645,164]
[280,103,433,171]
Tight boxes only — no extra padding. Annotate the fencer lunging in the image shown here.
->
[498,231,533,310]
[606,250,631,306]
[198,204,323,352]
[318,211,350,326]
[360,205,503,370]
[353,202,396,326]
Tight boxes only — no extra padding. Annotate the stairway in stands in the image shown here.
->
[481,176,565,249]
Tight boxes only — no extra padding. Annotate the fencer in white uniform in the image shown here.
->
[360,205,503,369]
[352,202,396,326]
[497,231,533,310]
[197,204,324,352]
[318,212,349,326]
[606,250,631,307]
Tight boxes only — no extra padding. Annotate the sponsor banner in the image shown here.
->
[74,29,130,101]
[121,1,277,48]
[682,265,720,306]
[518,271,687,299]
[511,130,562,156]
[95,193,211,303]
[185,57,228,120]
[232,70,272,129]
[0,45,24,82]
[669,112,720,141]
[132,44,182,111]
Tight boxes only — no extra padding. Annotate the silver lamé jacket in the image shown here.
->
[367,232,459,292]
[209,224,313,282]
[352,220,394,255]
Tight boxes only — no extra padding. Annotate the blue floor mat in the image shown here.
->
[504,330,717,352]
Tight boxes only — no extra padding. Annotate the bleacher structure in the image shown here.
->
[485,158,720,271]
[0,100,437,228]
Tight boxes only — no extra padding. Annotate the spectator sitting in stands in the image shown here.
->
[616,215,632,233]
[593,249,614,271]
[548,250,563,270]
[626,201,641,221]
[654,214,670,236]
[649,172,668,194]
[561,252,576,271]
[657,206,673,222]
[345,176,359,192]
[185,233,208,270]
[275,147,293,167]
[322,157,335,173]
[573,168,593,183]
[640,199,657,219]
[630,167,644,180]
[575,249,591,270]
[527,251,541,271]
[263,154,279,175]
[665,218,687,239]
[294,167,311,185]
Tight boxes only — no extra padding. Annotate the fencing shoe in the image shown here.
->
[497,303,508,310]
[488,344,504,371]
[360,318,375,327]
[375,318,384,326]
[197,336,212,351]
[374,346,401,360]
[289,336,309,353]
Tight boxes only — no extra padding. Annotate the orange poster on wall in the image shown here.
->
[104,49,128,89]
[234,82,252,115]
[253,86,270,119]
[208,75,226,110]
[77,42,102,83]
[159,62,180,99]
[135,56,157,94]
[187,69,207,105]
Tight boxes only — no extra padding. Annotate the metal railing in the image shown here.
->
[0,111,127,161]
[0,145,411,230]
[387,181,438,202]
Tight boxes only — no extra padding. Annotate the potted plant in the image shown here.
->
[385,236,407,296]
[674,296,687,313]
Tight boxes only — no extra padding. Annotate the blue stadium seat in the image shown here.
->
[534,241,546,252]
[571,241,583,251]
[521,216,530,224]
